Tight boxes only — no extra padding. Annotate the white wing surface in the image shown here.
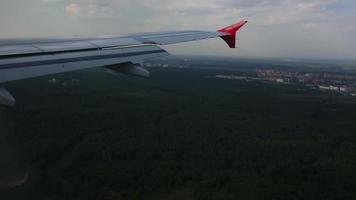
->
[0,21,247,105]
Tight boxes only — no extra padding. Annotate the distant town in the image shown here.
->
[216,69,356,96]
[144,60,356,96]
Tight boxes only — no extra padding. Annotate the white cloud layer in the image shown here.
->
[42,0,343,26]
[0,0,355,59]
[65,3,80,16]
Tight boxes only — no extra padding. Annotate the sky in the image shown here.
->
[0,0,355,60]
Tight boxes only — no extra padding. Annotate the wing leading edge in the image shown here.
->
[0,20,247,105]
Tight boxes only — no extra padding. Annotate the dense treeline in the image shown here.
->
[1,66,356,200]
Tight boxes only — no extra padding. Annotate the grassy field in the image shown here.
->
[1,66,356,200]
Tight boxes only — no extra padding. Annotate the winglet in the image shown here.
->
[218,21,248,48]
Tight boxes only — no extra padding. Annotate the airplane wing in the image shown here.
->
[0,20,247,106]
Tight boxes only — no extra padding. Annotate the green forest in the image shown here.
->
[1,66,356,200]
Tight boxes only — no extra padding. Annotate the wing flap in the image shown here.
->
[0,38,143,58]
[34,41,97,52]
[130,31,220,45]
[0,45,43,57]
[89,38,141,48]
[0,45,168,83]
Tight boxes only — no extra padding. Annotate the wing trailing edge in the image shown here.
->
[218,21,248,48]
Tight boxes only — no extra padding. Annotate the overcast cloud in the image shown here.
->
[0,0,355,60]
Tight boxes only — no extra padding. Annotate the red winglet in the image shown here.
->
[218,20,248,48]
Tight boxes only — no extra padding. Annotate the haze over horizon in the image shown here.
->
[0,0,355,60]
